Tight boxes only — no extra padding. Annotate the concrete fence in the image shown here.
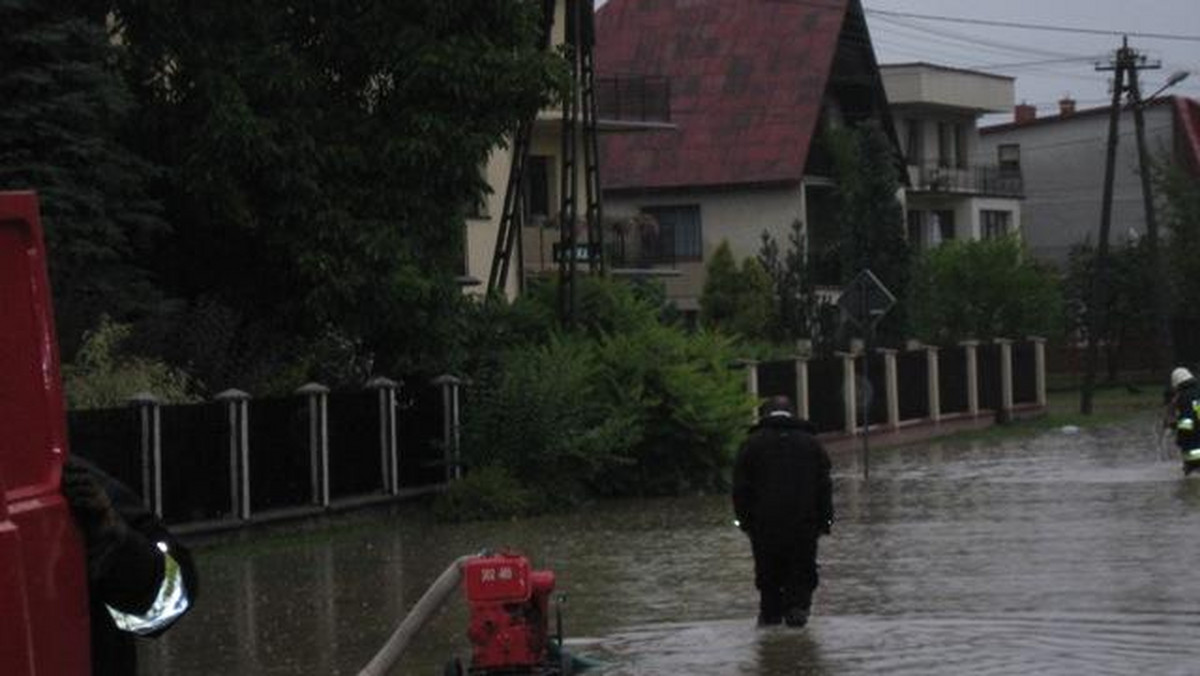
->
[746,337,1047,444]
[68,375,458,532]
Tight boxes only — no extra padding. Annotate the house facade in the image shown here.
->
[881,63,1023,250]
[594,0,898,315]
[979,96,1200,265]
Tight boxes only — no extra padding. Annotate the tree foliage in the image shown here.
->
[1157,162,1200,319]
[908,236,1062,345]
[1063,237,1155,380]
[700,240,775,340]
[105,0,564,385]
[0,0,164,354]
[758,218,837,351]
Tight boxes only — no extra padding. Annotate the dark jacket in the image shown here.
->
[1175,380,1200,450]
[72,458,197,676]
[732,414,833,540]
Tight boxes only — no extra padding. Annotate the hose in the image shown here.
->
[357,554,473,676]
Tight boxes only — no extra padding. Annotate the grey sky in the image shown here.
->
[863,0,1200,124]
[595,0,1200,124]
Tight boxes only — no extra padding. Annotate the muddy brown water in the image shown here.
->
[141,414,1200,675]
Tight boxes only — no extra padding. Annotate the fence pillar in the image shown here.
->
[1030,336,1047,407]
[880,349,900,430]
[297,383,331,507]
[839,351,858,434]
[216,389,251,521]
[368,377,400,495]
[128,392,162,516]
[793,356,810,421]
[432,375,463,482]
[961,340,980,418]
[996,338,1014,421]
[736,359,760,423]
[926,346,941,424]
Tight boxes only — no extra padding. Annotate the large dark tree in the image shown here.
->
[107,0,565,388]
[825,121,911,342]
[0,0,164,354]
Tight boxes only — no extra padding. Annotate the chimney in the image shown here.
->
[1014,103,1037,125]
[1058,96,1076,117]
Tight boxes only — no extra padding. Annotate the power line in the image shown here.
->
[864,8,1200,43]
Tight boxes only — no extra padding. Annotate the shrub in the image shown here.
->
[431,466,535,522]
[63,316,197,409]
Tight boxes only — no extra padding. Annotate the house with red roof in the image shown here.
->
[595,0,900,314]
[979,95,1200,264]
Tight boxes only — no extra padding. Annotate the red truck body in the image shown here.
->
[0,191,91,674]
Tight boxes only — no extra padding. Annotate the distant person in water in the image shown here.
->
[1168,367,1200,475]
[732,395,833,627]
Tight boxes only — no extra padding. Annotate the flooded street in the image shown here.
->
[142,414,1200,675]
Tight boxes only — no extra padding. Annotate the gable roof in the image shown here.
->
[595,0,850,192]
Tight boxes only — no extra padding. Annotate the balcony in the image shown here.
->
[596,76,672,125]
[908,163,1023,198]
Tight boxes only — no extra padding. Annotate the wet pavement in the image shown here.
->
[141,414,1200,675]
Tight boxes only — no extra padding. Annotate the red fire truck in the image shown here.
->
[0,191,93,674]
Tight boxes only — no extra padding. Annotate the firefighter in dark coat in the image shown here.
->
[1169,367,1200,475]
[61,456,197,675]
[733,395,833,627]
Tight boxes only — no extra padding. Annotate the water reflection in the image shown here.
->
[142,415,1200,675]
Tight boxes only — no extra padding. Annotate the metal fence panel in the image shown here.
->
[248,395,312,512]
[328,390,383,499]
[68,407,141,493]
[806,356,845,433]
[939,347,969,415]
[161,402,230,524]
[854,354,888,426]
[757,359,797,402]
[1013,342,1037,404]
[978,344,1002,412]
[397,379,445,488]
[897,350,930,421]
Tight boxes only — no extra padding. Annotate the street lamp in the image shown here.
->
[1146,70,1190,102]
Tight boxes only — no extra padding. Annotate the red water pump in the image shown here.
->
[461,552,560,674]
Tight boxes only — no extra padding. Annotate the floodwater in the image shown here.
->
[141,414,1200,675]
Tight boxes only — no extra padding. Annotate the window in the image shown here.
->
[641,205,702,262]
[955,123,968,169]
[523,156,553,226]
[982,210,1011,239]
[998,144,1021,175]
[937,123,952,168]
[933,210,955,243]
[906,119,923,165]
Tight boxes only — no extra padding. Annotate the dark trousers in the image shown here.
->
[751,531,820,621]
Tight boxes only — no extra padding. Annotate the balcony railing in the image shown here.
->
[596,76,671,124]
[607,230,676,269]
[908,163,1024,198]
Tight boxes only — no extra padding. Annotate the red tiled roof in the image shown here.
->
[1176,97,1200,175]
[595,0,849,191]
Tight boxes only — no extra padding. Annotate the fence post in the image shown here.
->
[839,351,858,435]
[996,338,1014,422]
[368,377,400,495]
[736,359,760,423]
[926,345,941,424]
[216,389,251,521]
[794,355,810,421]
[128,392,162,516]
[880,348,900,430]
[1030,336,1047,408]
[960,340,980,418]
[431,375,463,482]
[297,383,331,507]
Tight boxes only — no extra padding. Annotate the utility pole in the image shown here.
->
[1081,37,1170,414]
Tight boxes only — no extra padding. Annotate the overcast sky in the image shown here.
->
[595,0,1200,125]
[862,0,1200,124]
